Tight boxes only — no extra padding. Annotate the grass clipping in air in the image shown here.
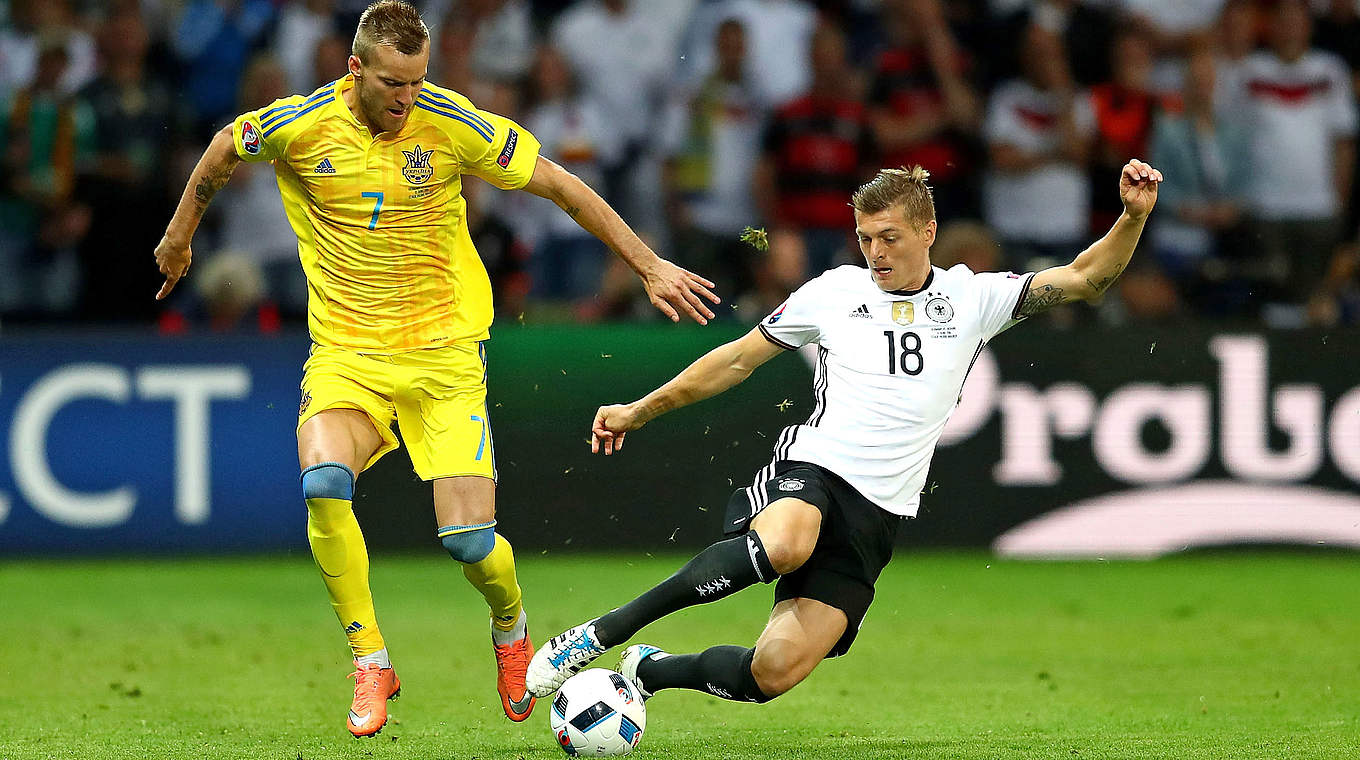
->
[740,226,769,252]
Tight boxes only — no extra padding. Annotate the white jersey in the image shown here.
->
[748,264,1034,517]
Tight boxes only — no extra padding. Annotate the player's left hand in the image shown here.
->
[641,257,720,325]
[1119,158,1163,221]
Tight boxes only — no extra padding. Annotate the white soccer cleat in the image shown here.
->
[617,644,668,701]
[526,619,608,697]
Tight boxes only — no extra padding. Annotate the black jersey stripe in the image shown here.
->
[955,339,986,403]
[808,346,830,427]
[759,427,795,507]
[776,424,798,463]
[758,323,799,350]
[805,345,827,426]
[746,426,796,515]
[803,346,824,426]
[744,431,780,512]
[1011,272,1038,321]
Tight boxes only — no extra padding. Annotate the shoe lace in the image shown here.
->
[349,663,383,703]
[548,628,600,668]
[495,637,531,671]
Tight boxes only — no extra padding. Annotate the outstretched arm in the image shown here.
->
[153,124,241,300]
[1016,158,1163,317]
[591,327,785,455]
[523,155,720,324]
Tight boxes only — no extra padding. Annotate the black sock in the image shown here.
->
[637,646,772,703]
[593,533,777,648]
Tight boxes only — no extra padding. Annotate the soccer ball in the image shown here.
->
[549,668,647,756]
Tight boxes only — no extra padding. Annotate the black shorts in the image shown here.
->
[724,460,902,657]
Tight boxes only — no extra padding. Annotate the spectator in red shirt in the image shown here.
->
[754,22,876,297]
[1090,30,1159,230]
[867,0,980,221]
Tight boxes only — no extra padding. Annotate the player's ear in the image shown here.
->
[348,54,363,79]
[921,219,937,247]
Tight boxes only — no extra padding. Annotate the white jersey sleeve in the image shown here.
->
[970,269,1036,340]
[758,278,825,349]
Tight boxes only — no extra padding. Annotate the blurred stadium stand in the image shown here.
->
[2,0,1359,555]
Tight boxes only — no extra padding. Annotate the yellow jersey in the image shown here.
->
[230,75,541,352]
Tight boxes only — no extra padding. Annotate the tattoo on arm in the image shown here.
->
[1083,264,1125,295]
[1017,283,1067,317]
[564,205,582,218]
[192,165,234,210]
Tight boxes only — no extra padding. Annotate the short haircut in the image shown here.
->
[851,166,936,230]
[352,0,428,63]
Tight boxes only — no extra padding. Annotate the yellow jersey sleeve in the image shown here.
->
[231,86,339,163]
[417,86,542,190]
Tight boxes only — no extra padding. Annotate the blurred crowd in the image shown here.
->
[2,0,1359,331]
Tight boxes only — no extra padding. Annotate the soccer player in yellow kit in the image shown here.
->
[151,0,719,738]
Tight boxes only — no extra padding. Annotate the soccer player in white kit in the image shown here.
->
[528,159,1163,704]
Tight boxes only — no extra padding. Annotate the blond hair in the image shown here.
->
[850,166,936,230]
[352,0,428,62]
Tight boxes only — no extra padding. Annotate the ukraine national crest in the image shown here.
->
[892,301,915,325]
[401,144,434,184]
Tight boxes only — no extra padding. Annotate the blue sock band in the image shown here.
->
[438,521,497,563]
[301,462,355,500]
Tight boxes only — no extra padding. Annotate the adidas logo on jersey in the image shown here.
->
[848,304,872,319]
[315,158,336,174]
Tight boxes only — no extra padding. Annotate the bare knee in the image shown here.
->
[750,500,821,575]
[760,536,815,576]
[750,640,812,698]
[297,409,381,471]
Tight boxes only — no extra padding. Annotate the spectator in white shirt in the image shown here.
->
[983,24,1096,271]
[678,0,817,108]
[1234,0,1357,302]
[551,0,676,241]
[0,0,97,102]
[273,0,338,93]
[661,17,768,307]
[520,45,621,305]
[212,55,308,317]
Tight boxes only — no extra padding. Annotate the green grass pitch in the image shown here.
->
[5,551,1358,759]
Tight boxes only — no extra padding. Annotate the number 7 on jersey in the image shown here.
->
[361,191,384,230]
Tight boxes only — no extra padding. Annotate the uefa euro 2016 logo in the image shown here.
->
[401,144,433,184]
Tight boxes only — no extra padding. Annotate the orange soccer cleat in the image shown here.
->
[346,661,401,737]
[493,632,536,721]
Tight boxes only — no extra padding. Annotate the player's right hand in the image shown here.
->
[154,234,193,300]
[591,404,643,456]
[641,258,720,325]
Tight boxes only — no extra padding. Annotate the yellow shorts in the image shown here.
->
[298,341,496,481]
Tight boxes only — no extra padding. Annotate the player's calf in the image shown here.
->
[749,639,814,698]
[633,645,774,703]
[590,533,779,649]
